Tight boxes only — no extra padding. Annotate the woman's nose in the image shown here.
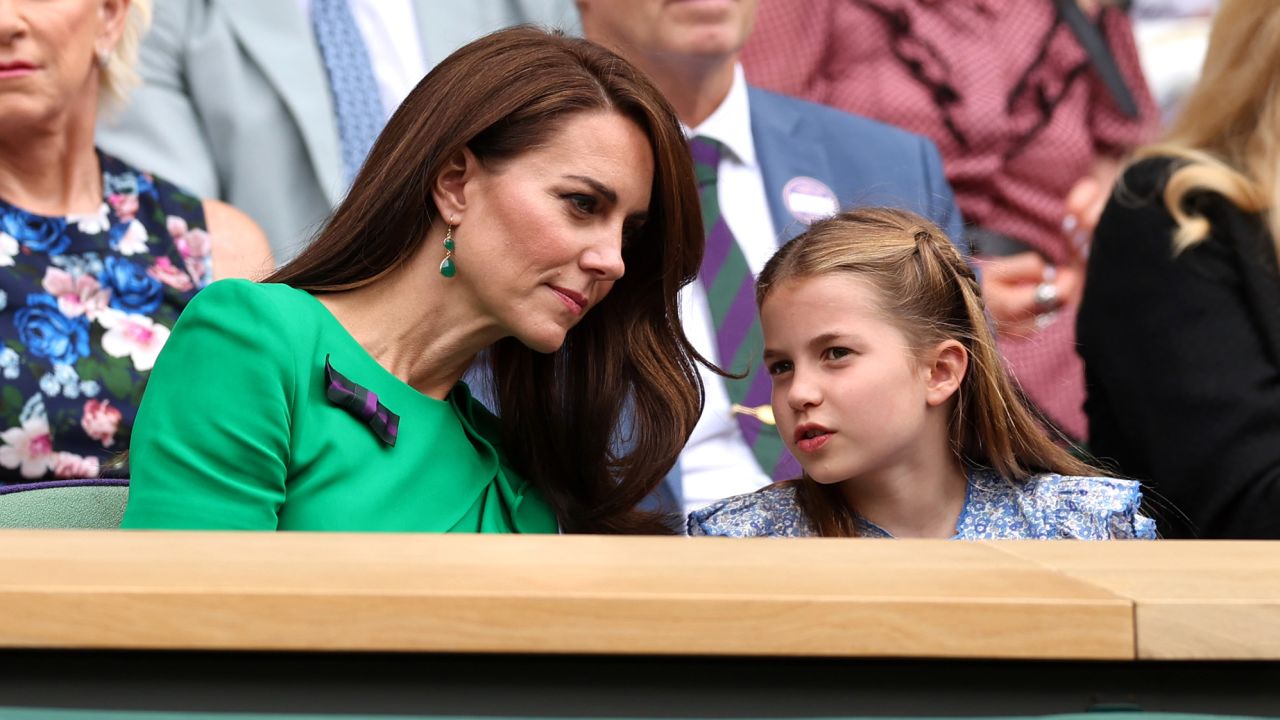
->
[580,236,625,281]
[0,2,27,44]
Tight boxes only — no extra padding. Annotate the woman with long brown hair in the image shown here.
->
[1079,0,1280,538]
[690,208,1154,539]
[120,27,706,534]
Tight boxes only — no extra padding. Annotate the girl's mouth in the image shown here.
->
[794,425,833,453]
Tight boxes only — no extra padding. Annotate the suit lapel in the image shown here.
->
[748,87,835,246]
[218,0,345,205]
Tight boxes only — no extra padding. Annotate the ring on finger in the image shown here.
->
[1034,280,1058,313]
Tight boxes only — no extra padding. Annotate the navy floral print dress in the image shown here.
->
[0,151,212,483]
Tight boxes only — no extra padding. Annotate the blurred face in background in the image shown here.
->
[577,0,760,66]
[0,0,128,134]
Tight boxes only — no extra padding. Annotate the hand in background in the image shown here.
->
[976,252,1083,339]
[1063,156,1123,259]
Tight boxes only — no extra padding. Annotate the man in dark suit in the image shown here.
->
[577,0,966,516]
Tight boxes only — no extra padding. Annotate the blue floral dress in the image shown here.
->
[0,151,212,484]
[688,469,1158,539]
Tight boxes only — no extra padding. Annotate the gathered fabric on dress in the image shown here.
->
[0,151,212,484]
[688,468,1157,539]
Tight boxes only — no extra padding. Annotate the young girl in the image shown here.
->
[688,208,1156,539]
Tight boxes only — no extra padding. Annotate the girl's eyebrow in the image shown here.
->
[763,331,859,361]
[807,331,860,350]
[762,330,855,358]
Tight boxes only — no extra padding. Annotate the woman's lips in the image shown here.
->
[549,285,587,316]
[0,62,37,79]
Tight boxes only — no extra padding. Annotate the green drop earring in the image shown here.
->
[439,224,457,278]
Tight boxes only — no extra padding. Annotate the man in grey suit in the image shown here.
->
[577,0,966,517]
[97,1,578,262]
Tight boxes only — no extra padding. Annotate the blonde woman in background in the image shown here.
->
[1078,0,1280,538]
[0,0,271,484]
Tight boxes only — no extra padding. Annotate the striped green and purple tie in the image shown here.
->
[691,136,801,481]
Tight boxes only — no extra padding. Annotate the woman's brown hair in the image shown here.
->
[756,208,1097,536]
[267,27,706,534]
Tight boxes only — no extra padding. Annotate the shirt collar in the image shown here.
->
[686,63,757,169]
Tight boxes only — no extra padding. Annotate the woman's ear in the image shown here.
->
[924,339,968,407]
[432,147,477,222]
[98,0,131,52]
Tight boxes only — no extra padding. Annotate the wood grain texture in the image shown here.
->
[986,541,1280,659]
[0,532,1132,659]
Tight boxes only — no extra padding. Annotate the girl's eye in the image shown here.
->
[767,360,793,376]
[823,347,853,361]
[566,194,597,214]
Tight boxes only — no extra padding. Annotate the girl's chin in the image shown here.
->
[802,469,847,486]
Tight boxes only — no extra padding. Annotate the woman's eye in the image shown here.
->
[823,347,852,361]
[767,360,792,376]
[566,194,597,214]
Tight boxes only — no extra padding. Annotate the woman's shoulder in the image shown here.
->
[975,470,1157,540]
[1116,155,1250,221]
[1116,155,1179,199]
[687,482,816,537]
[186,278,292,309]
[180,280,318,335]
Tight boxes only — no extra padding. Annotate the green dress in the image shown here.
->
[121,279,558,532]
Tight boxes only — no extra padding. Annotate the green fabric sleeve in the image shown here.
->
[122,280,293,530]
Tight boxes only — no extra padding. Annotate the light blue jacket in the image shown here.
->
[97,0,580,262]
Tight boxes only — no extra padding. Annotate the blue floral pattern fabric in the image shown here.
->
[0,151,211,483]
[688,469,1158,539]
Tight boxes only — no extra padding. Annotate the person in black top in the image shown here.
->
[1078,0,1280,538]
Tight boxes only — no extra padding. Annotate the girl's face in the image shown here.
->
[447,110,654,353]
[761,274,942,486]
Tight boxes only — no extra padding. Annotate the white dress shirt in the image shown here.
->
[679,64,777,516]
[296,0,427,116]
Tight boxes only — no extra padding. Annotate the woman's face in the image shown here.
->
[0,0,126,132]
[452,110,654,353]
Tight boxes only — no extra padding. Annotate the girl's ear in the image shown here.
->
[432,147,478,222]
[924,339,968,407]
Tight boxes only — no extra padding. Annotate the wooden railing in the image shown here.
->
[2,532,1277,660]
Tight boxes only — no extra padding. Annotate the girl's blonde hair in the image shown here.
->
[1133,0,1279,256]
[756,208,1096,536]
[100,0,153,107]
